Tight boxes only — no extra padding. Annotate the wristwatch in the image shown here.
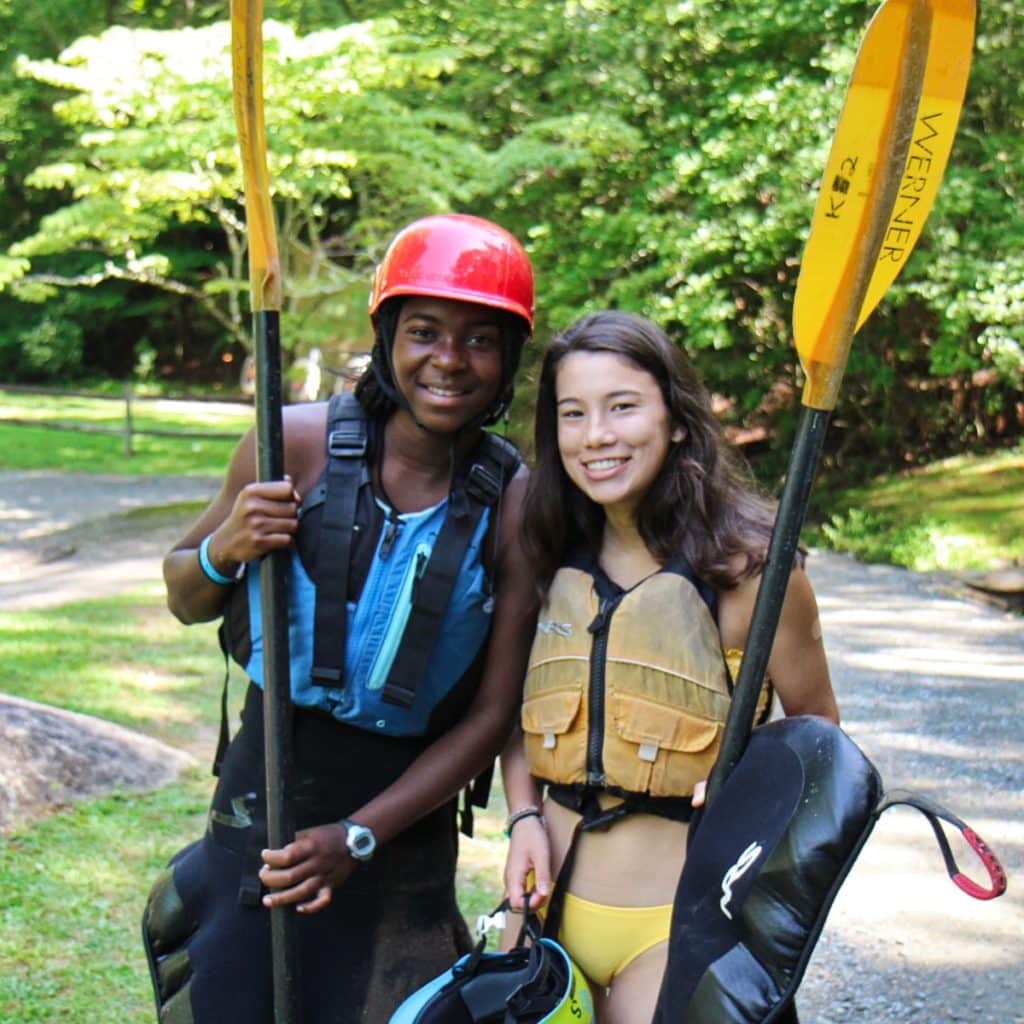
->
[339,819,377,862]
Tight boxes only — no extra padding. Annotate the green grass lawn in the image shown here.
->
[0,389,252,475]
[1,589,222,748]
[0,777,211,1024]
[809,442,1024,572]
[0,585,507,1024]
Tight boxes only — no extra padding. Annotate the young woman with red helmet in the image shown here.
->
[143,214,538,1022]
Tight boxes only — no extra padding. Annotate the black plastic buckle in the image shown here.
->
[582,798,632,833]
[382,681,416,708]
[310,665,343,686]
[465,462,501,506]
[328,426,367,459]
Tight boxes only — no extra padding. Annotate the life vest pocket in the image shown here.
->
[606,692,722,798]
[366,541,431,691]
[521,686,587,787]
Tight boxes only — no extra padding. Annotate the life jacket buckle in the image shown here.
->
[311,664,343,686]
[382,680,416,708]
[328,426,367,459]
[465,462,501,506]
[581,798,632,833]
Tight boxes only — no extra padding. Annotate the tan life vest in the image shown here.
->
[522,554,734,800]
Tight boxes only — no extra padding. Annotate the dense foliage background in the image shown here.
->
[1,0,1021,480]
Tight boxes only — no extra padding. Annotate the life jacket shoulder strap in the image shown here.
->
[310,392,369,686]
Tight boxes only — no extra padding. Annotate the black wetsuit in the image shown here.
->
[145,685,470,1023]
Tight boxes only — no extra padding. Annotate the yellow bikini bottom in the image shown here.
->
[547,891,673,989]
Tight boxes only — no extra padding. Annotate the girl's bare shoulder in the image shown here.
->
[282,401,331,492]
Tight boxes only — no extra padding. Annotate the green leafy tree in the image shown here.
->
[2,17,484,377]
[394,0,1021,473]
[0,0,236,381]
[2,0,1020,473]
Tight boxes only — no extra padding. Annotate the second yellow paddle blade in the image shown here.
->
[793,0,975,410]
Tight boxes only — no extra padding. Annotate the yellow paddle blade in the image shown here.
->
[793,0,975,410]
[231,0,282,313]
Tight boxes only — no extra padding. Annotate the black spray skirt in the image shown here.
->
[142,683,472,1024]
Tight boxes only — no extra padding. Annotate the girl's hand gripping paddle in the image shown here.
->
[707,0,976,804]
[231,3,300,1021]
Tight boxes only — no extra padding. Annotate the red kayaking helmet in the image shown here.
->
[369,213,534,332]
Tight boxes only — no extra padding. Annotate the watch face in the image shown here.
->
[345,822,376,860]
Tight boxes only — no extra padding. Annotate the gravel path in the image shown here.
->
[796,550,1023,1024]
[0,470,220,609]
[1,472,1021,1021]
[0,470,220,545]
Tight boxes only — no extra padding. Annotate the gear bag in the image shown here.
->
[652,715,1006,1024]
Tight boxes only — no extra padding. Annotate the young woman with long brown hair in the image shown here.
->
[501,310,838,1023]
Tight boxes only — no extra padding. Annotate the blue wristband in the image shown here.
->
[198,535,237,586]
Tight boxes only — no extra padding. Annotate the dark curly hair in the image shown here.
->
[522,310,777,597]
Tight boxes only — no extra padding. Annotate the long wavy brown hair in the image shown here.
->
[522,311,777,597]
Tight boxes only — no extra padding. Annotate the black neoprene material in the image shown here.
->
[142,685,473,1024]
[652,716,883,1024]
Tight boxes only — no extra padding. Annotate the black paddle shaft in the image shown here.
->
[253,308,302,1024]
[705,406,831,806]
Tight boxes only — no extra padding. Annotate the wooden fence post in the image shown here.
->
[123,381,134,457]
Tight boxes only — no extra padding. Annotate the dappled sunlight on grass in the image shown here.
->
[1,590,224,749]
[811,443,1024,571]
[0,422,239,475]
[0,777,211,1024]
[131,668,175,691]
[0,389,252,433]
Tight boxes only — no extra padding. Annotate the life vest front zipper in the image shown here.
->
[586,595,618,788]
[379,508,402,559]
[349,504,403,680]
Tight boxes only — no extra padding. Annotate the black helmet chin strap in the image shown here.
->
[370,345,410,414]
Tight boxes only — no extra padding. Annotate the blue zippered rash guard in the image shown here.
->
[242,496,493,737]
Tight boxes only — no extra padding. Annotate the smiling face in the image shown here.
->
[555,350,684,520]
[390,296,506,434]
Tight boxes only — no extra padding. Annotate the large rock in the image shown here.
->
[955,567,1024,610]
[0,693,194,833]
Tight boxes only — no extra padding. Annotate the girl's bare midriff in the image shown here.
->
[542,793,689,907]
